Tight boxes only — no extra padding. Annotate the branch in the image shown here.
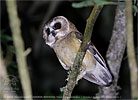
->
[0,49,19,100]
[98,6,126,99]
[126,0,138,98]
[6,0,32,100]
[0,49,11,99]
[62,5,103,100]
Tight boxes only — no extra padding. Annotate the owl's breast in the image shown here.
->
[53,33,95,70]
[53,34,80,67]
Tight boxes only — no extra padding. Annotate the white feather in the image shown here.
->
[58,58,69,70]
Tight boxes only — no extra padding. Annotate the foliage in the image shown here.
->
[72,0,94,8]
[133,5,138,16]
[0,30,12,45]
[72,0,117,8]
[0,30,15,54]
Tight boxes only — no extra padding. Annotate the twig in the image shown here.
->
[98,6,126,100]
[126,0,138,98]
[62,5,103,100]
[6,0,32,100]
[24,48,32,56]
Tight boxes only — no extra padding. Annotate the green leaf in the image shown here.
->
[94,0,117,5]
[72,0,117,8]
[133,5,138,13]
[0,30,13,44]
[8,45,16,54]
[9,62,17,69]
[72,0,94,8]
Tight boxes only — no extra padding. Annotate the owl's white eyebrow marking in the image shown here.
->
[45,25,48,29]
[51,21,57,27]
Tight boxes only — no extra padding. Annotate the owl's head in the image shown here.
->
[43,16,71,47]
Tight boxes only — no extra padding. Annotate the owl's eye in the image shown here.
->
[53,22,61,30]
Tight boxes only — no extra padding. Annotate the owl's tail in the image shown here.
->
[83,62,113,86]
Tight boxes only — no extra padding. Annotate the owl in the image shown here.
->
[43,16,112,86]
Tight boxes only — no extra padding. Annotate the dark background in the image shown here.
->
[1,0,137,99]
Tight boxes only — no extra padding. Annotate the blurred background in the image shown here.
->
[1,0,137,99]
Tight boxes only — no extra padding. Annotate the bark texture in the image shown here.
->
[98,6,126,100]
[126,0,138,98]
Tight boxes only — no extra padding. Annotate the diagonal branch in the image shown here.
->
[62,5,103,100]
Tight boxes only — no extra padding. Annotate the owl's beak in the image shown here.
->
[43,27,57,47]
[45,27,56,37]
[51,31,56,37]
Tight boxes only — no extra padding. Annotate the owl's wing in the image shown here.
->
[83,44,112,86]
[75,31,106,69]
[75,32,112,86]
[74,31,83,42]
[88,44,106,69]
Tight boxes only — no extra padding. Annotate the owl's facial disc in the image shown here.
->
[43,22,63,47]
[43,16,69,47]
[43,25,56,47]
